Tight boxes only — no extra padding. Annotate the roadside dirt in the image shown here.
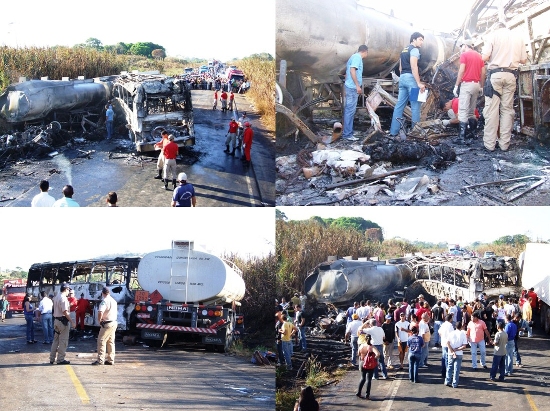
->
[276,120,550,206]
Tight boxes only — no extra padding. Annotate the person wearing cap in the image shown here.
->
[67,289,78,340]
[224,118,239,156]
[162,134,179,190]
[50,284,76,365]
[242,121,254,166]
[453,38,485,142]
[153,130,170,180]
[105,104,114,139]
[345,313,363,366]
[481,22,527,151]
[52,185,80,207]
[171,172,196,207]
[38,291,54,344]
[92,287,117,365]
[31,180,55,207]
[382,314,396,370]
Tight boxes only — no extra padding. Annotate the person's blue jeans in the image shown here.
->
[408,352,421,382]
[505,340,515,374]
[514,339,521,365]
[276,340,284,364]
[342,86,358,138]
[282,340,293,367]
[350,336,358,365]
[390,73,422,135]
[420,342,429,366]
[445,354,463,387]
[441,346,448,378]
[490,354,506,380]
[374,344,387,378]
[469,340,486,368]
[433,321,442,345]
[106,120,113,139]
[25,315,35,342]
[41,313,53,343]
[299,327,307,350]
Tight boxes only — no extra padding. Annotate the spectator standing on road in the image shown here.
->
[105,104,114,139]
[52,185,80,207]
[106,191,118,207]
[362,319,388,379]
[31,180,55,207]
[92,287,118,366]
[76,293,89,333]
[342,45,369,141]
[154,130,170,180]
[224,118,239,156]
[67,289,78,341]
[50,285,75,364]
[294,385,319,411]
[432,301,445,347]
[438,314,455,378]
[453,38,485,141]
[38,291,54,344]
[466,312,492,370]
[389,32,426,137]
[242,122,254,166]
[382,314,396,370]
[407,326,424,383]
[504,314,517,376]
[418,313,431,367]
[163,135,179,190]
[294,304,307,352]
[280,313,297,370]
[489,321,508,381]
[356,334,380,400]
[0,295,8,322]
[395,312,410,369]
[481,22,527,151]
[171,172,196,207]
[345,313,363,366]
[23,293,36,344]
[523,297,533,337]
[445,321,468,388]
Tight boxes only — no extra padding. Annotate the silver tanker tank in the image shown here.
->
[277,0,455,83]
[0,78,112,124]
[304,259,413,304]
[137,248,245,305]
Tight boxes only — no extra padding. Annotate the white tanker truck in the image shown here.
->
[26,240,245,352]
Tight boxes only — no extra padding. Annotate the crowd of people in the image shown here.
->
[180,66,249,94]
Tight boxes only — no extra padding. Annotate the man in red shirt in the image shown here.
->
[75,293,89,332]
[213,90,218,110]
[453,39,486,140]
[228,92,235,110]
[224,118,239,156]
[67,289,78,341]
[242,121,254,166]
[153,130,170,180]
[163,135,179,190]
[220,91,228,112]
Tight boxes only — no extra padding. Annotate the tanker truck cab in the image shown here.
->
[132,240,245,351]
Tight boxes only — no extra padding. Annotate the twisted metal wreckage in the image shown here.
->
[0,71,195,161]
[276,0,550,201]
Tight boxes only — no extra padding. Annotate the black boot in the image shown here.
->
[458,122,467,139]
[154,170,162,179]
[224,145,230,153]
[230,148,235,156]
[172,179,177,189]
[164,179,169,190]
[467,118,478,139]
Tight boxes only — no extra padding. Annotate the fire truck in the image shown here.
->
[2,279,26,313]
[25,241,245,352]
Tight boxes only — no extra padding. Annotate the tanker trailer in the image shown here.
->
[131,240,245,351]
[0,78,112,128]
[304,258,414,306]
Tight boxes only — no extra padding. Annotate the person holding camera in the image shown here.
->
[92,287,118,366]
[50,285,76,365]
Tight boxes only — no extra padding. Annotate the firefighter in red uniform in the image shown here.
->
[153,130,170,180]
[213,90,218,110]
[67,289,78,340]
[242,121,253,166]
[76,293,89,332]
[224,118,239,156]
[220,91,228,112]
[163,135,179,190]
[228,91,235,111]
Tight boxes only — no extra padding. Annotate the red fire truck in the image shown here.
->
[2,279,26,313]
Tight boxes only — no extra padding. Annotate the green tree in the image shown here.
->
[84,37,103,50]
[329,217,381,233]
[494,234,531,246]
[275,209,288,221]
[129,42,165,58]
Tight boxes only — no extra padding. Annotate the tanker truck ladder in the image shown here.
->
[170,240,193,304]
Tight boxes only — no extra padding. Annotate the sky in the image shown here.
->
[0,208,274,271]
[1,0,275,61]
[277,207,550,246]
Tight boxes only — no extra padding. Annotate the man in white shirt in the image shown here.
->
[418,313,431,367]
[438,314,455,378]
[345,314,363,366]
[445,322,468,388]
[362,319,387,379]
[31,180,55,207]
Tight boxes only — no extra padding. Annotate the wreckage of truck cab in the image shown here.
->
[305,254,519,307]
[0,71,195,153]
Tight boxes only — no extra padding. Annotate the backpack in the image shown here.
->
[362,350,378,370]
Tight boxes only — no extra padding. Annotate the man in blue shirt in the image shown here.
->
[52,185,80,207]
[504,314,517,376]
[105,104,114,139]
[342,45,369,141]
[171,172,196,207]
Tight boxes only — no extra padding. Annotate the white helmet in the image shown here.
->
[178,172,187,182]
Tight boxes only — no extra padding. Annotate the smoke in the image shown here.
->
[53,154,72,186]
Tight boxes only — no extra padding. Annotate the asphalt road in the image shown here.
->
[1,90,275,207]
[0,314,275,411]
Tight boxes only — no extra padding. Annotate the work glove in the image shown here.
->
[453,85,459,97]
[442,119,451,126]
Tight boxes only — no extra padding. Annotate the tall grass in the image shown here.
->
[238,57,275,132]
